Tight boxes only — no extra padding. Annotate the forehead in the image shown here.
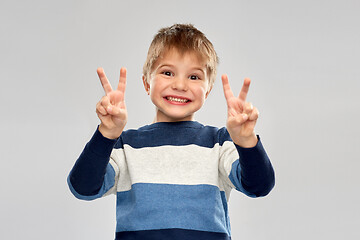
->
[155,48,207,68]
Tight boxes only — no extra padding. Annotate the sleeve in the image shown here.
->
[67,127,121,200]
[218,128,275,198]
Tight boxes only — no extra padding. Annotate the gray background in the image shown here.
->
[1,0,359,239]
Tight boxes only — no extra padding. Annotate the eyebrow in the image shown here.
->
[157,64,206,75]
[157,64,175,69]
[192,67,206,75]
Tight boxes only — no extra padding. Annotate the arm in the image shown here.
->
[232,137,275,197]
[221,74,275,197]
[67,67,127,199]
[67,128,118,198]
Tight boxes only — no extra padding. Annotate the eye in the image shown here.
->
[189,75,200,80]
[162,71,173,77]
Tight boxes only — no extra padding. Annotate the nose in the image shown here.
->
[172,76,188,91]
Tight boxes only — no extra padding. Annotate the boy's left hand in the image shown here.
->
[222,74,259,148]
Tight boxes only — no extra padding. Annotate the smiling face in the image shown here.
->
[143,48,212,123]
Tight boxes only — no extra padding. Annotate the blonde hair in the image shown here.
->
[143,24,219,87]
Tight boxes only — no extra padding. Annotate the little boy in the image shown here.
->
[68,24,275,240]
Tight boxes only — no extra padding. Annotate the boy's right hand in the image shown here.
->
[96,67,127,139]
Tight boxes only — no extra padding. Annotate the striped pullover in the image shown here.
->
[67,121,275,240]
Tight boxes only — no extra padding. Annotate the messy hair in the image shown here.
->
[143,24,219,87]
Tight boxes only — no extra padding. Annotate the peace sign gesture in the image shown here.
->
[222,74,259,148]
[96,67,128,139]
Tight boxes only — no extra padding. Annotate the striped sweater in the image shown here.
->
[68,121,275,240]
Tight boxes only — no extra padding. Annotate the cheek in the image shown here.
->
[149,88,160,104]
[196,85,208,100]
[149,81,165,104]
[149,80,160,96]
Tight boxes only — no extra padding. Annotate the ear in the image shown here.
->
[205,85,213,99]
[142,75,150,95]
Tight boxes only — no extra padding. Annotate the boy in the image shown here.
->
[68,24,275,240]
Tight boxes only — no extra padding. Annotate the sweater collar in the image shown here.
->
[141,121,204,130]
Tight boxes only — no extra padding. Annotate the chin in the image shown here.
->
[169,116,193,122]
[158,112,194,122]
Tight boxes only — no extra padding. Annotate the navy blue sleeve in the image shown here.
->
[68,127,118,196]
[234,136,275,197]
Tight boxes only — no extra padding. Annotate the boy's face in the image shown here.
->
[143,48,211,122]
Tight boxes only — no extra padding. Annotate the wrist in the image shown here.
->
[98,124,122,140]
[233,133,258,148]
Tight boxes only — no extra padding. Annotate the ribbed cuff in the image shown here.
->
[234,135,268,165]
[86,126,118,157]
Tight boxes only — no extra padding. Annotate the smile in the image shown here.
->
[165,96,190,103]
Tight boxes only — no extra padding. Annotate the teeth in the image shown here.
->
[167,96,188,103]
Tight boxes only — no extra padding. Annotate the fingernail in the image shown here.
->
[107,106,112,112]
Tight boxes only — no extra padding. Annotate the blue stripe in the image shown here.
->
[115,183,230,235]
[115,228,231,240]
[115,121,231,149]
[228,160,256,198]
[220,191,231,233]
[67,163,116,200]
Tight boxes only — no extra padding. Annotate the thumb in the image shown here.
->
[107,105,120,116]
[228,113,249,127]
[107,105,127,120]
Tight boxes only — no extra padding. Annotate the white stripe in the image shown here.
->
[110,142,239,196]
[219,141,239,185]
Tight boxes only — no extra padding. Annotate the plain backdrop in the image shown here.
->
[1,0,359,239]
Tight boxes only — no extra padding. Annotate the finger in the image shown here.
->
[230,113,248,125]
[117,67,127,96]
[238,78,251,101]
[249,107,259,121]
[107,106,126,119]
[100,95,111,109]
[96,101,107,115]
[221,74,235,102]
[97,67,113,94]
[243,102,254,115]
